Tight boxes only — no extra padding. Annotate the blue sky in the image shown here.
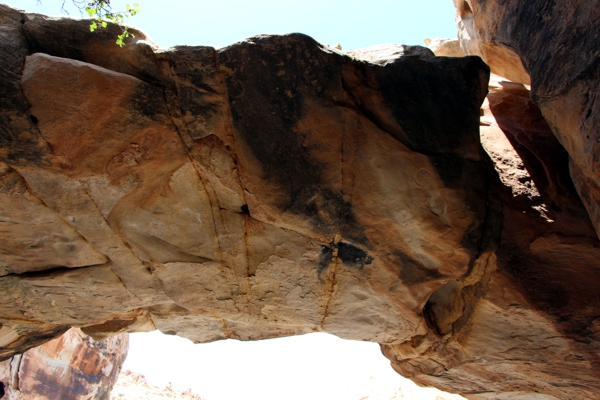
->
[7,0,458,49]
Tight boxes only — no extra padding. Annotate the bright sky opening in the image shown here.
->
[123,331,464,400]
[7,0,458,49]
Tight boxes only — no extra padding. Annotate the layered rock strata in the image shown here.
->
[0,329,127,400]
[0,3,599,399]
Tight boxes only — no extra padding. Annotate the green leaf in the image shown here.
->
[81,0,141,46]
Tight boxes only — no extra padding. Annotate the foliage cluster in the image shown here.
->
[61,0,140,46]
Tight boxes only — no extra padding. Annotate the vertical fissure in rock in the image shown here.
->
[11,354,22,391]
[77,185,146,302]
[158,54,234,285]
[217,54,259,297]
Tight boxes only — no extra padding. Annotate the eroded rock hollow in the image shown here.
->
[0,2,599,398]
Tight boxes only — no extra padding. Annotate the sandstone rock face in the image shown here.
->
[454,0,600,244]
[454,0,530,85]
[424,38,466,58]
[0,2,492,352]
[383,74,600,398]
[0,3,599,399]
[0,329,127,400]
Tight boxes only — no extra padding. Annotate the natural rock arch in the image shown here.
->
[1,2,600,398]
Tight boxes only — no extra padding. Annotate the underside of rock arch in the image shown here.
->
[0,1,599,398]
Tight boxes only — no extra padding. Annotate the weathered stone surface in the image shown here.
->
[0,328,127,400]
[0,2,492,353]
[347,43,436,62]
[424,38,466,58]
[0,3,599,399]
[454,0,600,243]
[382,74,600,398]
[1,2,493,345]
[454,0,530,85]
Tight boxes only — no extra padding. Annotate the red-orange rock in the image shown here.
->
[0,329,127,400]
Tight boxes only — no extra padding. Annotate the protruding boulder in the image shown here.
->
[0,329,128,400]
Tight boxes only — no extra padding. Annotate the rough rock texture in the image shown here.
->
[383,73,600,398]
[0,2,493,352]
[454,0,530,85]
[0,329,128,400]
[347,43,438,62]
[424,38,466,58]
[0,3,599,399]
[454,0,600,244]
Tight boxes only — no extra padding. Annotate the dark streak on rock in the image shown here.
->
[431,154,492,256]
[318,242,372,275]
[377,55,488,157]
[130,82,171,121]
[0,6,47,166]
[337,242,373,268]
[393,251,444,286]
[318,245,334,274]
[219,33,368,243]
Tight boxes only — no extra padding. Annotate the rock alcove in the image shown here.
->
[1,1,600,398]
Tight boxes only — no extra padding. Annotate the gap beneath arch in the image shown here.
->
[119,331,464,400]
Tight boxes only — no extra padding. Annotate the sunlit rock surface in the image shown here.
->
[454,0,530,85]
[454,0,600,245]
[0,2,599,398]
[423,38,466,58]
[0,329,127,400]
